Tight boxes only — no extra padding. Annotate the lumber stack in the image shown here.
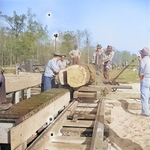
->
[5,72,42,93]
[59,64,96,88]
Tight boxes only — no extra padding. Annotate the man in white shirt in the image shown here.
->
[92,44,103,70]
[102,45,114,80]
[69,45,81,65]
[138,47,150,116]
[57,55,70,70]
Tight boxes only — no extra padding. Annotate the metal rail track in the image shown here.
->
[27,95,106,150]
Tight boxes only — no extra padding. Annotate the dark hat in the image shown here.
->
[107,45,113,51]
[61,54,66,57]
[97,44,102,49]
[52,53,62,57]
[139,47,149,56]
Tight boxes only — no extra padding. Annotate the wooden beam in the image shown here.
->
[10,91,70,150]
[5,73,42,93]
[105,92,140,99]
[52,136,92,144]
[73,91,96,99]
[63,120,94,128]
[60,127,93,134]
[75,107,97,114]
[45,143,91,150]
[77,103,98,108]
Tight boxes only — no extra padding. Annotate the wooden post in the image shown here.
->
[15,91,20,104]
[27,88,31,99]
[21,90,24,101]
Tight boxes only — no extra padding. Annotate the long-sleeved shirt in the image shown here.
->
[139,56,150,78]
[102,51,114,62]
[57,60,70,69]
[44,59,60,77]
[69,49,81,58]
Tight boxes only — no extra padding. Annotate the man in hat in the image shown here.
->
[44,53,61,92]
[0,67,12,110]
[69,45,81,65]
[138,47,150,116]
[93,44,103,70]
[102,45,114,80]
[57,55,70,70]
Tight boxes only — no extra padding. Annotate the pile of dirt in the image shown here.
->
[108,104,150,150]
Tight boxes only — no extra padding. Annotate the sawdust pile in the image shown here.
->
[108,104,150,150]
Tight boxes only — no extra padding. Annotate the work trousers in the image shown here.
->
[44,76,57,92]
[73,57,79,65]
[140,77,150,115]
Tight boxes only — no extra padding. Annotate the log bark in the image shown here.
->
[59,64,96,88]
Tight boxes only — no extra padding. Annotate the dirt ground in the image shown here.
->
[105,83,150,150]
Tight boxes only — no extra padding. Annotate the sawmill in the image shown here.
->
[0,57,144,150]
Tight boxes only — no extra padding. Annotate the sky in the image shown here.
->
[0,0,150,55]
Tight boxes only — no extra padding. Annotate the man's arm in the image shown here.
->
[139,59,145,80]
[78,50,81,58]
[69,50,74,58]
[51,61,60,74]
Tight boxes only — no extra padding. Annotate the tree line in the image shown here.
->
[0,8,138,67]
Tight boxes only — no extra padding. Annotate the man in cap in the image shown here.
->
[102,45,114,80]
[138,47,150,116]
[44,53,61,92]
[0,67,12,110]
[57,55,70,70]
[93,44,103,70]
[69,45,81,65]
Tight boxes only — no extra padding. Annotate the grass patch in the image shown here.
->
[110,69,139,83]
[3,66,16,74]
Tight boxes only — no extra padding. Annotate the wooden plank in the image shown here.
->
[77,103,98,108]
[52,136,92,144]
[105,92,140,99]
[75,107,97,114]
[45,143,91,150]
[10,91,70,150]
[73,91,96,99]
[60,127,93,134]
[5,73,42,93]
[63,120,94,128]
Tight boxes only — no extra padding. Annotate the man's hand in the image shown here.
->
[137,56,142,61]
[139,74,144,80]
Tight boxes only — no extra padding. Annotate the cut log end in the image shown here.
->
[59,64,96,88]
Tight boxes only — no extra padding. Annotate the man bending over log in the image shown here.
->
[57,54,70,69]
[69,45,81,65]
[102,45,114,80]
[44,53,61,92]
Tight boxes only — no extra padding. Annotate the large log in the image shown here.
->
[59,64,96,88]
